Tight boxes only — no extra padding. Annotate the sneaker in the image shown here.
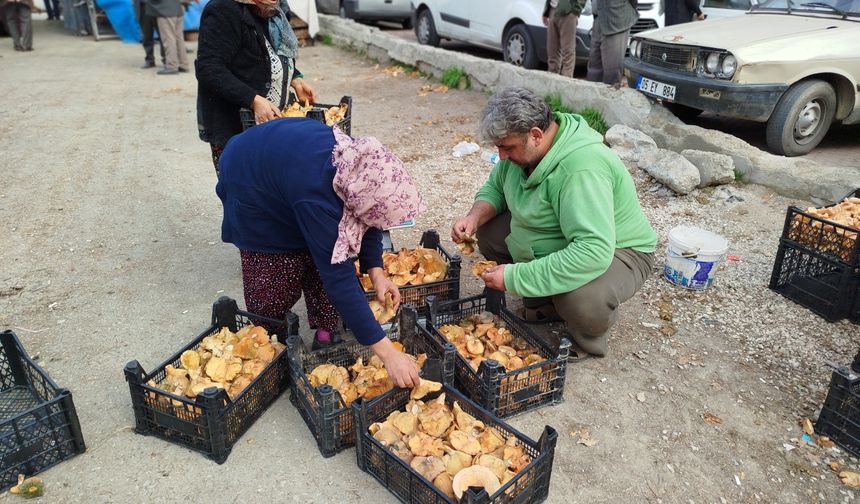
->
[311,329,343,351]
[178,67,189,73]
[157,68,179,75]
[141,61,156,69]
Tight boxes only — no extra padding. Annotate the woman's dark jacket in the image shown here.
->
[195,0,301,146]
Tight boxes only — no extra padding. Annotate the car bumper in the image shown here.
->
[342,0,410,21]
[624,58,788,122]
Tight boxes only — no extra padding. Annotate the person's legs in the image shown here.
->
[552,248,654,356]
[44,0,57,19]
[5,4,22,49]
[299,254,340,333]
[19,4,32,50]
[156,16,178,72]
[557,14,578,78]
[210,143,224,176]
[546,8,560,74]
[475,211,514,265]
[140,13,157,66]
[172,15,189,71]
[585,20,604,82]
[599,29,630,86]
[240,250,305,321]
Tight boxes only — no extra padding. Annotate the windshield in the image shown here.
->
[756,0,860,15]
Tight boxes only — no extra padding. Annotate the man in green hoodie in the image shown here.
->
[543,0,586,77]
[452,87,656,360]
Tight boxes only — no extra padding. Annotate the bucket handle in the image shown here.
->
[667,248,699,259]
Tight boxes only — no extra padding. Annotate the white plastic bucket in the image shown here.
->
[663,226,729,290]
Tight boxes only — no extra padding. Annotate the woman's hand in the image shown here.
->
[251,95,281,124]
[370,338,420,388]
[368,267,400,308]
[481,264,506,292]
[291,78,318,105]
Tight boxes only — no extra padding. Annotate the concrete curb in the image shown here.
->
[317,14,860,204]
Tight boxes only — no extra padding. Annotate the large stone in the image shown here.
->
[605,125,657,162]
[638,148,701,195]
[681,149,736,187]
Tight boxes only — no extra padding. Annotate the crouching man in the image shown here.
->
[451,87,657,360]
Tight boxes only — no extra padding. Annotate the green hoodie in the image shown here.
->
[475,113,657,298]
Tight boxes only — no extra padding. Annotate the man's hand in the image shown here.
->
[481,264,506,291]
[368,267,400,308]
[542,16,549,26]
[251,95,281,124]
[291,78,318,105]
[451,215,479,244]
[370,338,420,388]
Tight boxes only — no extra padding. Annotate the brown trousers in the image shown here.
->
[157,15,189,71]
[546,9,578,77]
[476,211,654,356]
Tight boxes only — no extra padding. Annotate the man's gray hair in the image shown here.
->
[479,87,553,141]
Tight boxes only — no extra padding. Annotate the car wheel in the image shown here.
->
[415,8,440,47]
[666,103,703,122]
[503,24,538,69]
[766,80,836,157]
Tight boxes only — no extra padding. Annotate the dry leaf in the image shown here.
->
[817,436,836,449]
[577,431,599,447]
[802,418,815,436]
[660,324,677,337]
[657,300,673,321]
[830,461,841,472]
[703,412,723,425]
[839,470,860,488]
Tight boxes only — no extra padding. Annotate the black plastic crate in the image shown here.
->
[239,95,353,135]
[816,356,860,457]
[360,230,461,316]
[287,305,455,458]
[0,330,85,490]
[353,383,558,504]
[124,297,299,463]
[781,189,860,268]
[427,289,570,418]
[769,239,860,322]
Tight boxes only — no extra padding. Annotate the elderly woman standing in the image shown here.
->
[216,118,426,387]
[196,0,317,175]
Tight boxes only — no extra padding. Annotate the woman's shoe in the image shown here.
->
[311,329,343,350]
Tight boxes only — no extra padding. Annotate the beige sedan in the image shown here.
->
[624,0,860,156]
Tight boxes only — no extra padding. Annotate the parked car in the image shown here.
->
[412,0,662,70]
[700,0,760,19]
[317,0,413,28]
[625,0,860,156]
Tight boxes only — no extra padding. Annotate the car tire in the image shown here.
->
[415,8,440,47]
[666,103,702,122]
[765,79,836,157]
[503,24,539,69]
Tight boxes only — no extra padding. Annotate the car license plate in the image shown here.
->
[637,77,676,101]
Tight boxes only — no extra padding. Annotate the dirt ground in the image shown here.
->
[1,20,859,504]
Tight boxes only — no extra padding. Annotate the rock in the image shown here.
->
[681,149,736,187]
[638,148,701,195]
[605,125,658,162]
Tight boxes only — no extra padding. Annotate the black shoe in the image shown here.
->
[178,67,189,73]
[141,61,155,69]
[310,330,343,351]
[157,68,179,75]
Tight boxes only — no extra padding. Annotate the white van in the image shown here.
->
[411,0,663,70]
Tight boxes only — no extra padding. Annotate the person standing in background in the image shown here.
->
[664,0,705,25]
[135,0,165,68]
[543,0,585,78]
[147,0,189,75]
[43,0,60,20]
[586,0,638,86]
[1,0,34,51]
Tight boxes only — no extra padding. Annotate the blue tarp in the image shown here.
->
[94,0,210,43]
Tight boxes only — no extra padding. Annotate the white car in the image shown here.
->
[412,0,662,70]
[317,0,413,28]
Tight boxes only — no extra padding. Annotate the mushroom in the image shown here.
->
[410,456,446,482]
[393,411,419,435]
[453,401,484,432]
[410,378,443,400]
[449,430,482,456]
[180,350,200,370]
[478,427,505,454]
[372,425,402,446]
[465,337,484,356]
[232,336,257,360]
[227,375,252,400]
[452,465,501,500]
[434,472,455,499]
[478,454,509,480]
[442,448,472,476]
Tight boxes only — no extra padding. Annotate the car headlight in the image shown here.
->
[721,54,737,78]
[629,40,638,58]
[705,52,720,74]
[635,41,643,58]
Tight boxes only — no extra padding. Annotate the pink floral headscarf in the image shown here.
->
[330,126,426,264]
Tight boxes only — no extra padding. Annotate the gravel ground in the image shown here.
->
[1,24,859,503]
